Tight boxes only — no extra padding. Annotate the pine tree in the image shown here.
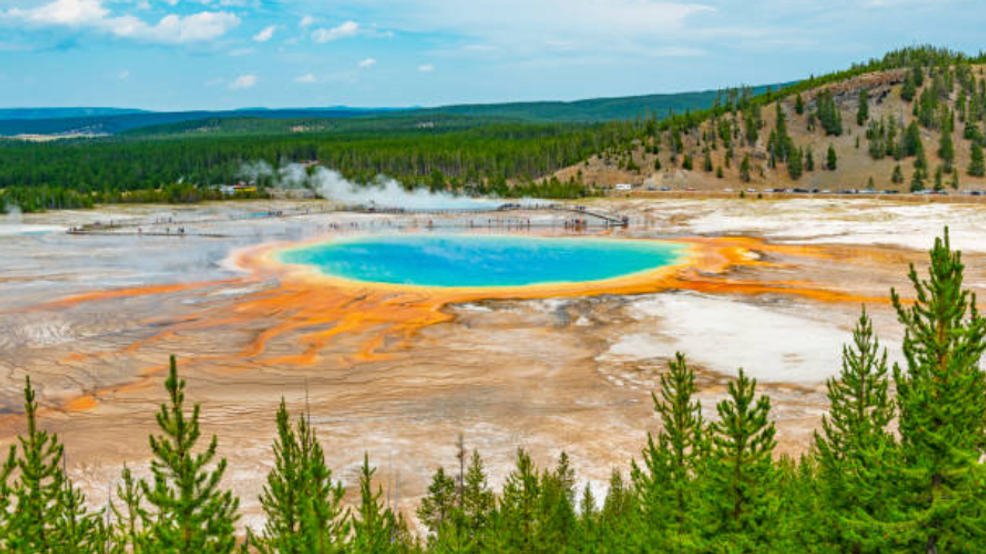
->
[857,89,870,126]
[788,147,803,180]
[140,355,239,554]
[795,94,805,115]
[0,444,16,552]
[969,143,985,177]
[806,149,815,172]
[54,470,105,554]
[598,470,639,552]
[109,465,148,554]
[418,467,457,539]
[632,352,704,552]
[740,155,751,183]
[459,450,494,550]
[574,484,599,552]
[255,399,348,554]
[911,167,927,192]
[902,71,917,102]
[9,377,70,554]
[892,164,905,184]
[814,309,896,553]
[904,121,923,157]
[938,118,955,173]
[350,454,403,554]
[890,229,986,553]
[496,449,541,552]
[826,144,837,170]
[703,369,778,553]
[536,453,577,550]
[772,457,823,553]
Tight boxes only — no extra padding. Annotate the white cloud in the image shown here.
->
[229,74,257,90]
[299,14,314,28]
[294,72,318,83]
[3,0,240,44]
[357,57,376,68]
[253,24,276,42]
[311,20,358,42]
[10,0,107,26]
[417,63,434,72]
[229,47,255,56]
[307,0,713,57]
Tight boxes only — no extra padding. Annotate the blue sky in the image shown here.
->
[0,0,984,110]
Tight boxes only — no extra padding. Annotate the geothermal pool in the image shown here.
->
[277,235,685,287]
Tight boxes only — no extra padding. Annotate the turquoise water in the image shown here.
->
[278,235,684,288]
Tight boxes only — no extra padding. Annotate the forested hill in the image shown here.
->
[0,83,786,137]
[402,83,790,122]
[561,45,986,194]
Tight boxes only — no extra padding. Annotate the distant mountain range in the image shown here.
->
[0,83,790,137]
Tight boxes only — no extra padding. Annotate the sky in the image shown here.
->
[0,0,985,110]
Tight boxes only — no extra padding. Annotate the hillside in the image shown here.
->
[559,50,986,194]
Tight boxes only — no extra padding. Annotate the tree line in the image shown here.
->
[1,228,984,552]
[0,120,639,213]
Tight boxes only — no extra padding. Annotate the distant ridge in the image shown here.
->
[0,82,791,137]
[0,108,148,120]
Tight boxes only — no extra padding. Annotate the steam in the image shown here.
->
[308,167,501,210]
[2,203,22,221]
[243,161,505,210]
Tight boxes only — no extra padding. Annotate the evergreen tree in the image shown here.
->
[969,143,985,177]
[632,352,705,552]
[255,399,348,554]
[703,369,777,553]
[140,355,240,554]
[350,454,405,554]
[740,155,752,183]
[902,71,918,102]
[109,465,148,554]
[903,121,923,157]
[0,445,16,552]
[9,377,73,554]
[54,470,105,554]
[911,166,927,192]
[890,229,986,553]
[826,144,838,170]
[459,451,494,549]
[536,453,578,550]
[892,164,905,185]
[816,90,843,136]
[938,119,955,173]
[814,309,896,553]
[418,467,457,539]
[795,94,805,115]
[857,89,870,126]
[806,149,815,172]
[496,449,541,552]
[788,147,803,180]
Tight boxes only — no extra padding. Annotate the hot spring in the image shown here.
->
[276,235,686,288]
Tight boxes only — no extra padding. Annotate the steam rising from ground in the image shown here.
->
[240,161,504,210]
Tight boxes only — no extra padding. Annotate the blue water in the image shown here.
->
[278,235,684,287]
